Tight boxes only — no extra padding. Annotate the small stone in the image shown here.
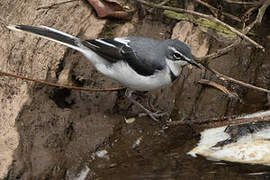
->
[125,117,136,124]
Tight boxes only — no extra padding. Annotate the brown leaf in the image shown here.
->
[198,79,240,99]
[87,0,134,19]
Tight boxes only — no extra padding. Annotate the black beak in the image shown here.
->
[188,59,201,69]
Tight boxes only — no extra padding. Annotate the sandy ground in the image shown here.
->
[0,0,269,179]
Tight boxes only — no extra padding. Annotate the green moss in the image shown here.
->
[99,20,125,38]
[101,25,115,38]
[163,10,254,36]
[100,22,117,38]
[164,10,235,35]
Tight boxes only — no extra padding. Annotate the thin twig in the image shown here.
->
[208,67,270,94]
[159,0,270,127]
[138,0,270,97]
[224,0,262,5]
[37,0,79,10]
[243,0,270,34]
[147,0,270,95]
[200,0,270,94]
[195,0,241,22]
[0,17,8,30]
[198,0,270,62]
[197,39,241,62]
[168,113,270,127]
[244,5,259,18]
[0,70,123,92]
[158,0,170,6]
[149,0,170,13]
[135,0,264,51]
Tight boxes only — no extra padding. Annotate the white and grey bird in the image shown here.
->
[7,25,200,121]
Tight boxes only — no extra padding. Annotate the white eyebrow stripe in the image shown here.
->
[168,46,192,62]
[95,39,116,48]
[168,46,178,53]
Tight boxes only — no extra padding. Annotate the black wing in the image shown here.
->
[82,38,164,76]
[82,38,124,63]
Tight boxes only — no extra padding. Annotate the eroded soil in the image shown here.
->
[0,1,270,179]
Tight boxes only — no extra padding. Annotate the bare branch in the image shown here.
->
[243,0,270,34]
[199,0,270,62]
[158,0,170,6]
[224,0,262,6]
[168,113,270,127]
[195,0,241,22]
[197,39,241,62]
[37,0,79,10]
[135,0,264,51]
[137,0,270,96]
[0,69,123,92]
[208,67,270,94]
[199,0,270,95]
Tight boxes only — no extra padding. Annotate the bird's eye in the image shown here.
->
[173,52,182,59]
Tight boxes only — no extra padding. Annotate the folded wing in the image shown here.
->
[82,37,164,76]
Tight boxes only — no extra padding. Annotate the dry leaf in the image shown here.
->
[87,0,134,19]
[198,79,239,99]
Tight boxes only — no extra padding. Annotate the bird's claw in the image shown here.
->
[139,110,168,122]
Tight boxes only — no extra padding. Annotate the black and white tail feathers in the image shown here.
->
[7,25,82,51]
[7,24,131,66]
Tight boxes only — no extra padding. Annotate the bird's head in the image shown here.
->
[164,39,200,76]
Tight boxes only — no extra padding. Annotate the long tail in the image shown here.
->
[7,25,82,51]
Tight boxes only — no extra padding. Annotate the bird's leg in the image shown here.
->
[147,95,160,112]
[142,92,168,117]
[125,89,167,122]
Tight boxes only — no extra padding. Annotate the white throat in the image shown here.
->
[165,58,185,77]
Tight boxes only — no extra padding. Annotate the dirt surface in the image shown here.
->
[0,0,269,179]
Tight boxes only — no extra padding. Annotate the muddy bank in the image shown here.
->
[0,0,269,179]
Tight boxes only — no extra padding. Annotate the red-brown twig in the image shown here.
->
[37,0,79,10]
[208,67,270,94]
[0,69,123,92]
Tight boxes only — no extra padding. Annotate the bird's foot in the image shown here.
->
[139,110,168,122]
[125,89,169,122]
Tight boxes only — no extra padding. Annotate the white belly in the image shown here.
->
[95,61,172,91]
